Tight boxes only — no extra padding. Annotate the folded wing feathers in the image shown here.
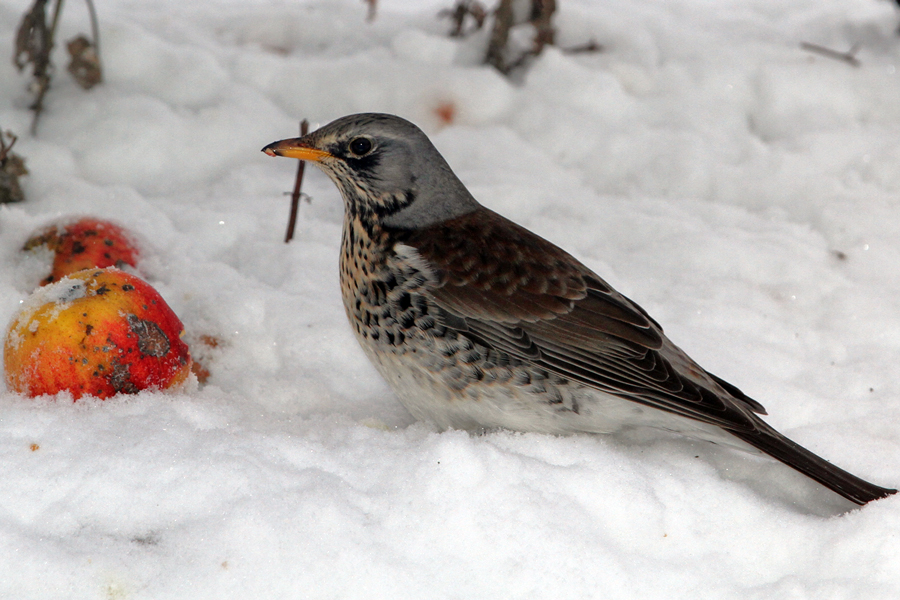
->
[396,209,761,432]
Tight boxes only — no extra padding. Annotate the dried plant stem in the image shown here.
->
[85,0,100,56]
[363,0,377,22]
[440,1,487,38]
[485,0,514,73]
[17,0,103,133]
[800,41,861,67]
[485,0,557,74]
[1,129,28,204]
[0,129,14,157]
[49,0,64,40]
[531,0,556,50]
[563,40,603,54]
[28,0,65,135]
[284,119,310,243]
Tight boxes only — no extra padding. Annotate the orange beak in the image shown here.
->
[261,138,331,162]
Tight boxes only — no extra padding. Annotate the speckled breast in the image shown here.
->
[336,218,600,433]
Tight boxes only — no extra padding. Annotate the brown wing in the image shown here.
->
[389,207,900,505]
[393,207,767,432]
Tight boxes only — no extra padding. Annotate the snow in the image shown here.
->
[2,0,900,597]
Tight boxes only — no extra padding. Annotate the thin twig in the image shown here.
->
[67,0,104,89]
[485,0,514,73]
[49,0,64,38]
[563,40,603,54]
[800,41,861,67]
[85,0,100,56]
[485,0,557,74]
[29,0,65,135]
[530,0,556,51]
[363,0,376,22]
[1,129,28,204]
[284,119,310,243]
[439,1,486,38]
[0,130,17,162]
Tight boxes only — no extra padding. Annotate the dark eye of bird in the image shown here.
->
[348,137,373,156]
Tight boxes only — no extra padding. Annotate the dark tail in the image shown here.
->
[729,426,896,505]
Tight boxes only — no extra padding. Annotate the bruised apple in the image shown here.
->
[24,217,140,285]
[4,268,192,399]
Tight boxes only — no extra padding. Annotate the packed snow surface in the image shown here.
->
[2,0,900,598]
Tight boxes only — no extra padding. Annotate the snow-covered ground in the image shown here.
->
[2,0,900,597]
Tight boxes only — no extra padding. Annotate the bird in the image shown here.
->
[262,113,896,506]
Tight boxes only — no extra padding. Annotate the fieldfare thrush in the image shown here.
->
[263,113,895,506]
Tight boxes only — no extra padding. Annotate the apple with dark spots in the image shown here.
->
[3,267,192,399]
[24,218,140,286]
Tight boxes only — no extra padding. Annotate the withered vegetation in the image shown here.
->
[14,0,102,134]
[0,130,28,204]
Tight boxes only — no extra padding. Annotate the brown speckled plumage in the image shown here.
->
[263,113,895,505]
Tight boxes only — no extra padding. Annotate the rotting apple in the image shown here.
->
[24,217,140,286]
[4,267,192,399]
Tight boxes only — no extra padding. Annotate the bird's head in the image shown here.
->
[263,113,480,229]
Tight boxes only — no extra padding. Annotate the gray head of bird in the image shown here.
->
[263,113,481,229]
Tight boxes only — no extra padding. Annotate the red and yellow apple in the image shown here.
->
[4,268,192,399]
[24,217,140,285]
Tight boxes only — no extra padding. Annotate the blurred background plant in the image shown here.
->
[0,129,27,204]
[440,0,600,74]
[14,0,102,135]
